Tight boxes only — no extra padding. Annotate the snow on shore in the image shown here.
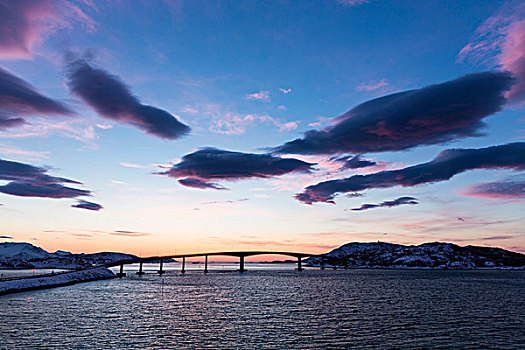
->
[0,266,115,295]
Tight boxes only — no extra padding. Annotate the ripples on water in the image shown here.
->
[0,268,523,349]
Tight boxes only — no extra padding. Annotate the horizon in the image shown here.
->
[1,0,524,257]
[2,239,524,263]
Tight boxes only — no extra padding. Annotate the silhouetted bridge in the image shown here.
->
[106,251,337,277]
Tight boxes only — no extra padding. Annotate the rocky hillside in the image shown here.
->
[305,242,525,269]
[0,242,138,269]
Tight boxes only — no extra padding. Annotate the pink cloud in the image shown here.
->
[120,162,148,169]
[0,142,50,161]
[458,3,525,104]
[68,3,97,32]
[500,19,525,102]
[245,90,271,101]
[307,116,332,128]
[461,179,525,199]
[356,79,389,91]
[279,88,292,94]
[110,230,151,237]
[68,233,95,238]
[0,0,97,59]
[209,112,298,135]
[279,121,299,132]
[110,180,127,185]
[96,123,113,130]
[180,105,199,114]
[0,118,96,144]
[207,236,336,253]
[0,0,56,59]
[337,0,370,6]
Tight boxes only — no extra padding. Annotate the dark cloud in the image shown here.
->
[350,196,419,211]
[0,182,89,198]
[297,142,525,204]
[0,158,93,200]
[0,114,24,129]
[482,235,516,240]
[462,179,525,199]
[68,232,94,238]
[0,66,73,128]
[110,230,151,237]
[272,72,514,155]
[160,147,315,190]
[333,155,377,169]
[0,159,80,185]
[178,177,227,190]
[71,199,103,211]
[66,59,190,139]
[0,235,12,239]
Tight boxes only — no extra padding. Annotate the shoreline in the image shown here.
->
[0,266,116,296]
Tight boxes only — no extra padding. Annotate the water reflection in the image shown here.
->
[0,269,523,349]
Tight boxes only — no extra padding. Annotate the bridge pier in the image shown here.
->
[117,264,126,277]
[296,257,303,271]
[204,255,208,273]
[158,259,165,275]
[181,257,186,274]
[239,256,246,272]
[136,261,145,276]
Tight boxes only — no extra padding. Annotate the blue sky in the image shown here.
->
[0,0,524,256]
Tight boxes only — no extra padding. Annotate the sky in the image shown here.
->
[0,0,524,258]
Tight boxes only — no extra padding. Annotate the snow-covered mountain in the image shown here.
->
[0,242,54,261]
[305,242,525,269]
[0,242,138,269]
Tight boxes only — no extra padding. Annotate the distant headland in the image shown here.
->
[1,241,524,270]
[305,242,525,269]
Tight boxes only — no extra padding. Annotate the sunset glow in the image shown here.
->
[0,0,524,258]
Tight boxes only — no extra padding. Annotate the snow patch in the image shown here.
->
[0,267,115,295]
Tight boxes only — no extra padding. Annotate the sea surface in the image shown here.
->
[0,265,523,349]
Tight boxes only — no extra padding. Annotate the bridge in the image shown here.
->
[106,251,336,277]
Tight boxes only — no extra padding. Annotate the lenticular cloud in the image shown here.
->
[272,71,514,155]
[66,59,190,140]
[0,66,72,129]
[350,196,419,211]
[71,199,103,211]
[297,142,525,204]
[332,155,377,169]
[159,147,315,190]
[0,158,98,207]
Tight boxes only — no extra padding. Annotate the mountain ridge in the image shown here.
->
[0,242,138,269]
[305,241,525,269]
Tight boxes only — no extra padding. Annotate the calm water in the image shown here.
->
[0,268,523,349]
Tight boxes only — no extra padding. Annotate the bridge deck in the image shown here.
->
[106,251,324,267]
